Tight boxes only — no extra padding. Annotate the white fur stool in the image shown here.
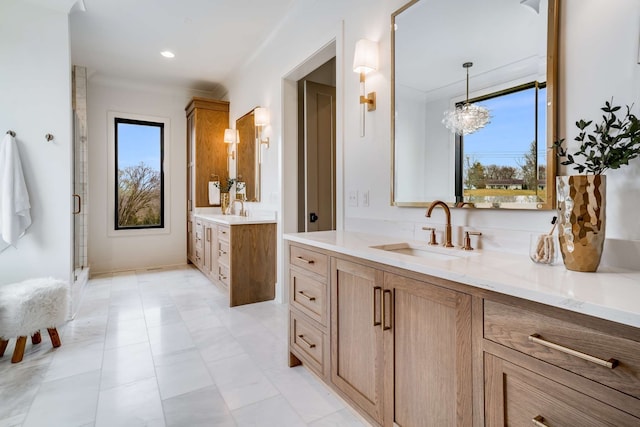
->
[0,278,69,363]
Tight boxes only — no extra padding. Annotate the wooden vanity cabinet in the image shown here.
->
[186,97,229,210]
[482,298,640,426]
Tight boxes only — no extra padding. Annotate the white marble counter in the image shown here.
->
[284,231,640,328]
[194,213,276,225]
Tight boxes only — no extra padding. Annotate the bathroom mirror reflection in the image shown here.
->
[391,0,558,209]
[236,109,260,202]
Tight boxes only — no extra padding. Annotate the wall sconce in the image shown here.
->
[353,39,378,136]
[224,128,239,160]
[254,107,270,149]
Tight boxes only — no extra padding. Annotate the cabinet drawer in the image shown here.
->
[290,312,325,376]
[289,271,327,326]
[485,354,639,427]
[218,240,230,265]
[484,300,640,398]
[217,264,229,287]
[290,245,328,278]
[217,226,230,242]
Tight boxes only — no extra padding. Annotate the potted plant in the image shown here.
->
[553,100,640,271]
[214,178,236,214]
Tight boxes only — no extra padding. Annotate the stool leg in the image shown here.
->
[47,328,61,348]
[0,339,8,357]
[12,336,27,363]
[32,331,42,344]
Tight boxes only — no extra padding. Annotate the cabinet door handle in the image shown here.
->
[382,289,392,331]
[297,334,316,349]
[296,256,315,265]
[297,291,316,302]
[219,249,227,256]
[531,415,548,427]
[372,286,382,326]
[528,334,618,369]
[206,228,211,242]
[72,194,81,214]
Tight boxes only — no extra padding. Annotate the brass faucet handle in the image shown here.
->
[422,227,438,245]
[462,231,482,250]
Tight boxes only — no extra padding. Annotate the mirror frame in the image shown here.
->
[390,0,559,210]
[236,108,261,202]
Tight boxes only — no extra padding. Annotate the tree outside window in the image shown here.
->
[114,118,164,229]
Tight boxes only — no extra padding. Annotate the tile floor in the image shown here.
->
[0,265,368,427]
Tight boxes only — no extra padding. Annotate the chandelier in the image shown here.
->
[442,62,490,136]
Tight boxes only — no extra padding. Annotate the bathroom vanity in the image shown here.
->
[285,231,640,426]
[190,213,276,306]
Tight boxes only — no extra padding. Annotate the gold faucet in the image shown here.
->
[426,200,453,247]
[232,199,245,216]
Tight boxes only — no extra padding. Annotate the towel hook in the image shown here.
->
[6,130,16,137]
[45,133,54,142]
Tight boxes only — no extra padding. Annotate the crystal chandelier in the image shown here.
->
[442,62,490,135]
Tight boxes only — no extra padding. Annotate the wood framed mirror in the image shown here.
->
[236,109,260,202]
[391,0,559,209]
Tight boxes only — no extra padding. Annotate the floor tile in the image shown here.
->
[22,370,100,427]
[232,395,306,427]
[154,348,214,399]
[95,377,165,427]
[100,341,155,390]
[162,385,236,427]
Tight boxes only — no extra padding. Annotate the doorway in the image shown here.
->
[297,58,337,232]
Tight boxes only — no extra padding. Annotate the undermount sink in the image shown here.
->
[370,242,476,261]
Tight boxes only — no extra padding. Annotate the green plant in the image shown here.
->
[553,100,640,174]
[213,177,236,192]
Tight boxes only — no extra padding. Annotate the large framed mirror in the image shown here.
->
[391,0,559,209]
[236,109,260,202]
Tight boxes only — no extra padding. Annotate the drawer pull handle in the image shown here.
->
[296,256,315,265]
[219,275,227,280]
[532,415,548,427]
[219,250,227,256]
[297,334,316,349]
[528,334,618,369]
[372,286,382,326]
[297,291,316,302]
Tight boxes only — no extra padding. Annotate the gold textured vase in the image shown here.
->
[556,175,606,272]
[220,192,230,215]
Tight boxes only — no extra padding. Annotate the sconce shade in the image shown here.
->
[223,128,238,144]
[520,0,540,13]
[254,107,270,126]
[353,39,378,74]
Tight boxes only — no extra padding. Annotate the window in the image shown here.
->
[114,118,164,229]
[455,81,547,206]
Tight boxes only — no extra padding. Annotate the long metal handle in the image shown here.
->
[297,291,316,302]
[382,290,392,331]
[296,256,315,265]
[528,334,618,369]
[297,334,316,349]
[532,415,548,427]
[206,228,211,242]
[372,286,382,326]
[72,194,81,214]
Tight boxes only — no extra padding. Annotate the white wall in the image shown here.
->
[0,1,72,284]
[224,0,640,268]
[87,78,215,274]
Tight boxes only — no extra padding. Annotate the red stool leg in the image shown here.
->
[0,339,8,357]
[12,336,27,363]
[32,331,42,344]
[47,328,61,348]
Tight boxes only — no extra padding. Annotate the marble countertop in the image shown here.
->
[194,213,276,225]
[284,231,640,328]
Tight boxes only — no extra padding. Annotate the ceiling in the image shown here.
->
[68,0,297,94]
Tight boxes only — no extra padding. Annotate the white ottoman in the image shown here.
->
[0,278,69,363]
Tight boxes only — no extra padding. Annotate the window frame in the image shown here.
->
[107,111,171,237]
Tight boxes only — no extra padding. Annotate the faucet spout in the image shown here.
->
[232,199,245,216]
[425,200,453,247]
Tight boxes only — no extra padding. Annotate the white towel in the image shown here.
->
[0,133,31,250]
[208,181,220,205]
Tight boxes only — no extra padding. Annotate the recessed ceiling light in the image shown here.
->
[160,51,175,58]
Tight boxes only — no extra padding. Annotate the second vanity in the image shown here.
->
[188,213,276,306]
[285,231,640,427]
